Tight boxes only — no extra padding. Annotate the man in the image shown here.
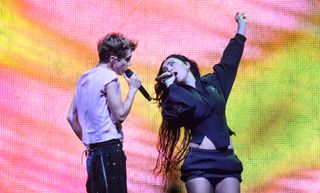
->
[67,33,141,193]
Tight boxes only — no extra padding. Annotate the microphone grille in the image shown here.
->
[124,69,133,78]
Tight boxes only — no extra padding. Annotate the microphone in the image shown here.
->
[155,72,177,81]
[124,69,152,101]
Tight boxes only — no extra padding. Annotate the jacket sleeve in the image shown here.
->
[213,33,246,100]
[162,84,209,128]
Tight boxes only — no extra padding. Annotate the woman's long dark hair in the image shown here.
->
[153,54,200,182]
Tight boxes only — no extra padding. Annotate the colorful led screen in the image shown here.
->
[0,1,319,192]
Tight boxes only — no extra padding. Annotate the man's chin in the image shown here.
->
[120,68,127,75]
[116,72,123,76]
[114,69,124,75]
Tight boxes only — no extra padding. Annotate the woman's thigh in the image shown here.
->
[215,177,240,193]
[185,177,213,193]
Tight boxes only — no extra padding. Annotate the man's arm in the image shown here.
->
[67,96,82,141]
[106,74,140,123]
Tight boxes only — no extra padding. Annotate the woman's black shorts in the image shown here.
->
[181,148,243,187]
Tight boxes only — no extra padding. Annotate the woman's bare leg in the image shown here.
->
[185,177,213,193]
[215,177,240,193]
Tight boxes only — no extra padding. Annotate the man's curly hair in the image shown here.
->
[97,33,137,63]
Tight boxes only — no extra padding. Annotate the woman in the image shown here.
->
[154,13,247,193]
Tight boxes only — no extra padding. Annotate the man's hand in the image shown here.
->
[123,72,141,93]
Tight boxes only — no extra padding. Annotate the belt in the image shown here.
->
[88,139,121,149]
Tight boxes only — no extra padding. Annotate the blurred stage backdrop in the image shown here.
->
[0,1,319,192]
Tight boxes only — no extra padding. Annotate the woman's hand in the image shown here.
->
[235,12,247,36]
[164,75,175,88]
[158,71,175,88]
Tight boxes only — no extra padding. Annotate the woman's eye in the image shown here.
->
[162,66,168,72]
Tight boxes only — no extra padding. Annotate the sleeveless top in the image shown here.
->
[74,66,123,145]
